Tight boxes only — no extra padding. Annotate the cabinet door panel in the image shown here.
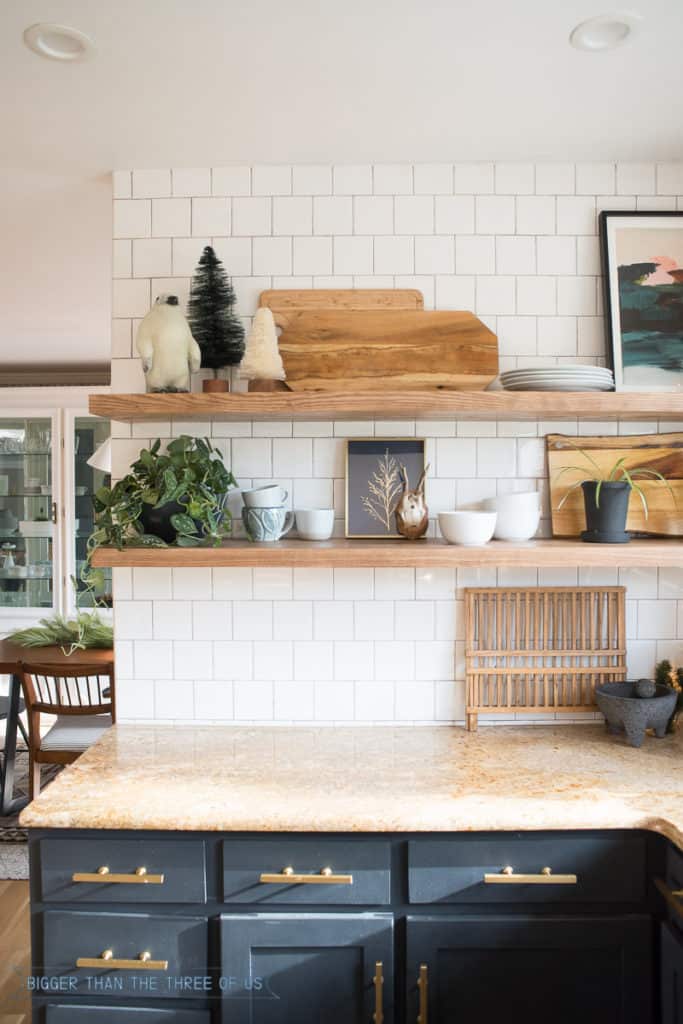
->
[220,912,393,1023]
[406,915,652,1024]
[661,923,683,1024]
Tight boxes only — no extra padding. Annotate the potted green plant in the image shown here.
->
[88,435,236,551]
[554,441,675,543]
[655,659,683,733]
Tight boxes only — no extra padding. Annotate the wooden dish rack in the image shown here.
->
[464,586,626,731]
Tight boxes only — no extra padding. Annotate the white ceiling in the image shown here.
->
[1,0,682,172]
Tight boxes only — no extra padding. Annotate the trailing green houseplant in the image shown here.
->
[553,440,675,544]
[87,435,236,554]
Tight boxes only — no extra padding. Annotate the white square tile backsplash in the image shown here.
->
[111,161,683,725]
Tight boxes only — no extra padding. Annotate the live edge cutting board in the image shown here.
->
[260,289,498,391]
[547,432,683,537]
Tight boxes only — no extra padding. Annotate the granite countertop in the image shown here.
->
[19,724,683,848]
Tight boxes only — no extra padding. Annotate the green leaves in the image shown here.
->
[88,435,234,562]
[553,441,677,519]
[170,512,199,535]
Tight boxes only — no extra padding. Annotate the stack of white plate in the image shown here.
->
[499,366,614,392]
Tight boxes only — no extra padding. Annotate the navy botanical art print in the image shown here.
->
[601,211,683,392]
[345,439,425,538]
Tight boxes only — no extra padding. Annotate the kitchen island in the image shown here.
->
[21,724,683,1023]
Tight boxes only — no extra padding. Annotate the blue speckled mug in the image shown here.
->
[242,506,295,542]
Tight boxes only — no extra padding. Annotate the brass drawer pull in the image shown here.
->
[654,877,683,918]
[417,963,428,1024]
[76,949,168,970]
[259,865,354,885]
[484,865,578,885]
[373,960,383,1024]
[72,865,165,885]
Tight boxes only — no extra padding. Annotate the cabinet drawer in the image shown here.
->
[39,911,208,999]
[222,839,390,904]
[38,838,206,903]
[408,834,646,904]
[44,1008,210,1023]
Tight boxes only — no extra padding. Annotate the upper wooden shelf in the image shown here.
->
[91,538,683,569]
[89,391,683,423]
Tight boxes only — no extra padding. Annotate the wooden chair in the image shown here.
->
[19,661,115,798]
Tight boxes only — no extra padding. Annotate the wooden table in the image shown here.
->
[0,641,114,815]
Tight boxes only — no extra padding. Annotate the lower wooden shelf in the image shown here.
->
[90,537,683,569]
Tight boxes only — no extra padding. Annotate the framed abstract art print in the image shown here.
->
[600,211,683,392]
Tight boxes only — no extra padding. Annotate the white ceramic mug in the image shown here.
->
[295,509,335,541]
[483,491,541,541]
[242,484,289,509]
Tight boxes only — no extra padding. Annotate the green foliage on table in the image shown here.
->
[7,611,113,654]
[88,435,236,552]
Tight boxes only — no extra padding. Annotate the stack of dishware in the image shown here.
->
[500,365,614,391]
[241,485,294,542]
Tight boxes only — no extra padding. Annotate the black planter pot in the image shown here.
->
[139,497,227,544]
[139,500,190,544]
[581,480,631,544]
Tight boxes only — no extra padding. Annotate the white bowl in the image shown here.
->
[483,491,541,541]
[438,511,497,546]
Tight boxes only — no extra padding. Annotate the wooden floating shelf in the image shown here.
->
[89,391,683,424]
[91,538,683,569]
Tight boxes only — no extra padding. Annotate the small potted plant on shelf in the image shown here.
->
[87,436,235,554]
[655,660,683,733]
[187,246,245,393]
[554,441,675,543]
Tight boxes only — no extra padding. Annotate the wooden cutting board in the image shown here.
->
[547,433,683,537]
[260,289,498,392]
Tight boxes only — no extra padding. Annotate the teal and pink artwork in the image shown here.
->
[601,213,683,392]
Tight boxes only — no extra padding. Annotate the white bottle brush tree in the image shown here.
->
[239,307,286,382]
[187,246,245,390]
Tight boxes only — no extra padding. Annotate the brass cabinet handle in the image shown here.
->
[484,865,578,885]
[373,960,383,1024]
[417,963,428,1024]
[72,865,165,885]
[654,877,683,918]
[76,949,168,970]
[51,501,58,525]
[259,865,353,885]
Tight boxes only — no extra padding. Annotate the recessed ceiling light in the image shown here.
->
[23,23,94,62]
[570,12,642,52]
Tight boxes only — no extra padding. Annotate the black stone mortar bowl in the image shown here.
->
[595,682,678,748]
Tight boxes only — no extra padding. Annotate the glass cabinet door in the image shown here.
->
[72,416,111,608]
[0,417,56,611]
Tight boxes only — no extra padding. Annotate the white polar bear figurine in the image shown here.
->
[136,294,201,393]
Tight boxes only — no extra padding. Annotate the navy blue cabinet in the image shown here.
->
[29,828,674,1022]
[661,924,683,1024]
[407,914,653,1024]
[219,912,394,1022]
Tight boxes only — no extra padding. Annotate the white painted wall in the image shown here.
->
[109,162,683,726]
[0,170,112,367]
